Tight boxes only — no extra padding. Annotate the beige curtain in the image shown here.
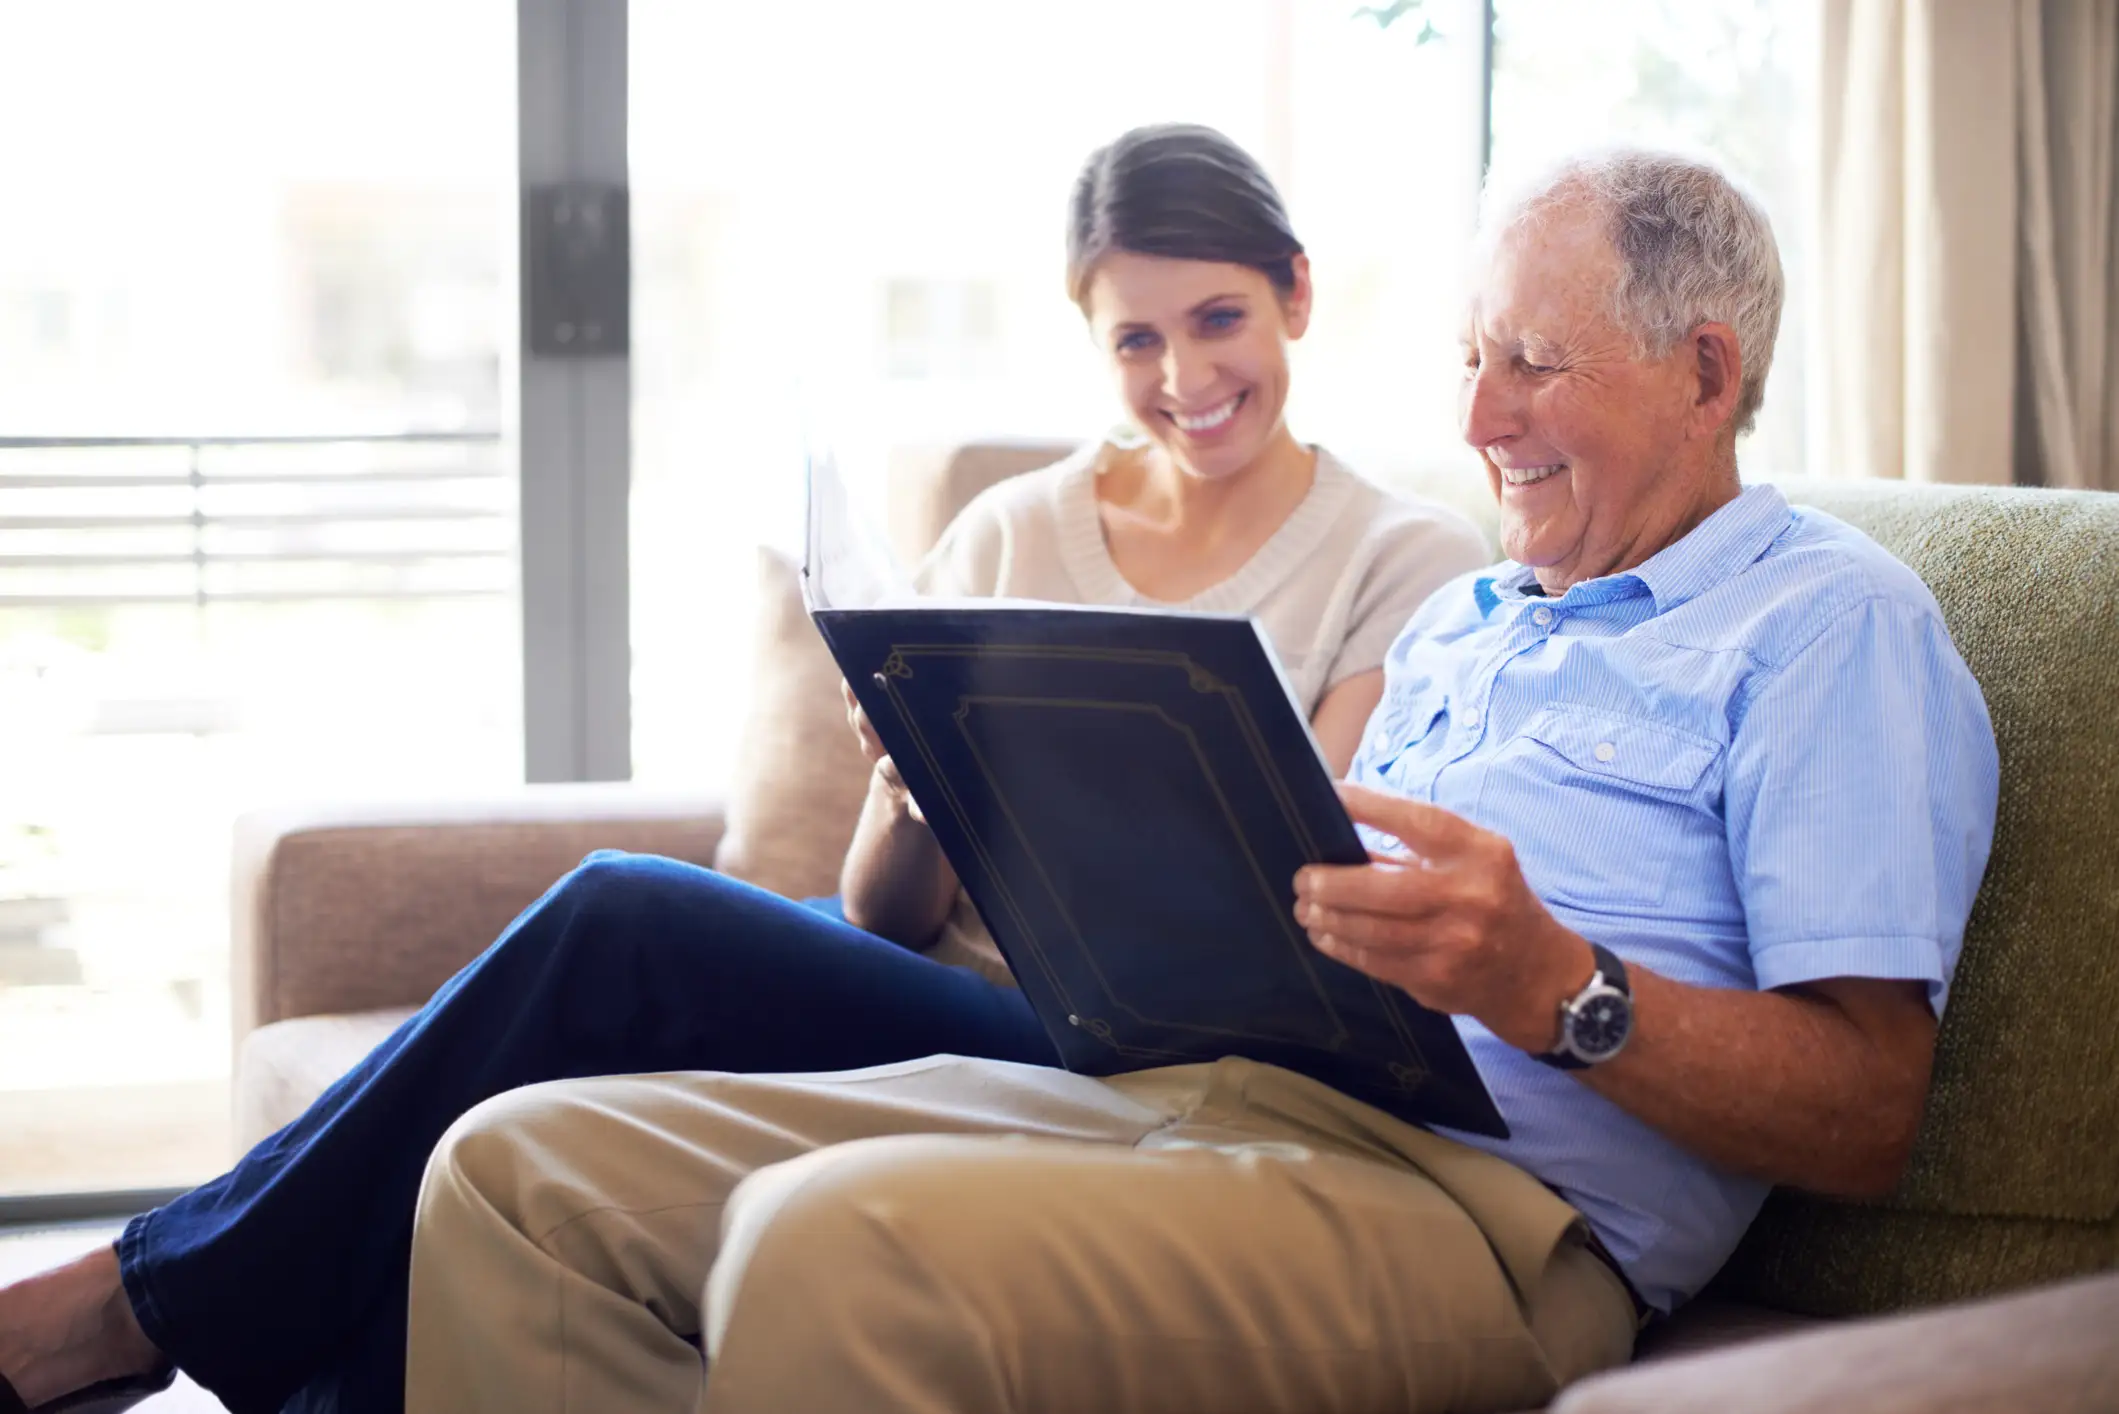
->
[2016,1,2119,489]
[1816,0,2119,489]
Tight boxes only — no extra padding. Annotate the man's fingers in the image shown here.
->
[1311,932,1380,976]
[1299,904,1428,953]
[1294,855,1442,917]
[1310,932,1438,998]
[1336,783,1477,855]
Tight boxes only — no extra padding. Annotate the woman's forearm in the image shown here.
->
[1311,670,1385,778]
[838,769,961,948]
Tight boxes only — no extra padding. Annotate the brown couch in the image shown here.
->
[229,443,2119,1410]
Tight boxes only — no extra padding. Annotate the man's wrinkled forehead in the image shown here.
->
[1460,206,1622,348]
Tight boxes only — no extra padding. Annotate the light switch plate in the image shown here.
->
[524,182,630,357]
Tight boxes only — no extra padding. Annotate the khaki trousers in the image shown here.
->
[405,1056,1635,1414]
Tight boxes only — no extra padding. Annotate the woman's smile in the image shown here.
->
[1169,390,1248,439]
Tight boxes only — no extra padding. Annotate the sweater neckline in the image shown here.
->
[1053,443,1355,614]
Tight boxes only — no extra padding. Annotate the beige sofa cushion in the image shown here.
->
[235,1007,417,1149]
[233,789,725,1039]
[710,547,875,901]
[1629,1298,1822,1362]
[1553,1270,2119,1413]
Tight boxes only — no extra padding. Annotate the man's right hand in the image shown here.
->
[842,681,925,824]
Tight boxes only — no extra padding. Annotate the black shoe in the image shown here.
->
[0,1363,176,1414]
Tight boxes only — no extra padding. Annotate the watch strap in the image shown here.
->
[1588,942,1629,995]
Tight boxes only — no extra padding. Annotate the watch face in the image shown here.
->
[1571,990,1633,1060]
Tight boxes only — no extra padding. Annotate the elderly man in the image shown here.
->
[402,150,1997,1414]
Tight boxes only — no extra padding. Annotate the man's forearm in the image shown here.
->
[1577,963,1937,1199]
[838,773,960,948]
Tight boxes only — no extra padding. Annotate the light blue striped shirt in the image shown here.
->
[1348,483,1998,1313]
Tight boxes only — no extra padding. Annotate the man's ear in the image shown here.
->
[1282,253,1315,341]
[1689,321,1744,438]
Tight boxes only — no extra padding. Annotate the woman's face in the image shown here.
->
[1082,250,1311,481]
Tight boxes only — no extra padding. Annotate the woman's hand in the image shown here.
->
[842,681,925,823]
[838,679,957,945]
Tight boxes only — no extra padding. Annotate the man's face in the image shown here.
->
[1458,207,1726,591]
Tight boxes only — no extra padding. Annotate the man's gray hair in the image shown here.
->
[1483,150,1785,436]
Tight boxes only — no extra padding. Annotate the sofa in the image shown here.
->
[229,443,2119,1409]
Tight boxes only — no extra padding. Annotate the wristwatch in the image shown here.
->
[1536,943,1634,1070]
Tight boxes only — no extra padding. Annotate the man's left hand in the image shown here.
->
[1293,783,1595,1055]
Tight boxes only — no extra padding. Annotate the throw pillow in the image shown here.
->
[712,546,874,900]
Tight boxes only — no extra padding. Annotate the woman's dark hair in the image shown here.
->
[1065,124,1305,308]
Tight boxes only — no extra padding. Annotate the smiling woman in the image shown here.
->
[1077,249,1320,602]
[1060,124,1321,601]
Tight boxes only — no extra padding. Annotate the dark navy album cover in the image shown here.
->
[816,604,1507,1138]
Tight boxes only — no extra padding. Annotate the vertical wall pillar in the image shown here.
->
[515,0,631,782]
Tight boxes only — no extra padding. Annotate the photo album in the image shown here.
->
[803,447,1505,1137]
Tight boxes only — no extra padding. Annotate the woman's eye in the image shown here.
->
[1521,357,1557,375]
[1199,307,1244,334]
[1115,331,1158,356]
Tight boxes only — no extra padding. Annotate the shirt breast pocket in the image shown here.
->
[1477,706,1721,913]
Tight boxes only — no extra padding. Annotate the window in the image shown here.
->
[0,0,518,1198]
[1489,0,1816,478]
[884,279,1003,381]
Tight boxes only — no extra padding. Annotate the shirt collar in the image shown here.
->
[1476,483,1792,616]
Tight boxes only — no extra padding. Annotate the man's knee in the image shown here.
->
[705,1136,998,1356]
[419,1081,611,1233]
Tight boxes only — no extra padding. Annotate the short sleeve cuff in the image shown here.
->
[1750,934,1951,1017]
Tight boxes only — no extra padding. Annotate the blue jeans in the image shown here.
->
[116,852,1055,1414]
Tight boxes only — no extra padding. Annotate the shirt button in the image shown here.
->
[1371,730,1392,752]
[1462,709,1481,729]
[1532,606,1555,627]
[1594,741,1616,763]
